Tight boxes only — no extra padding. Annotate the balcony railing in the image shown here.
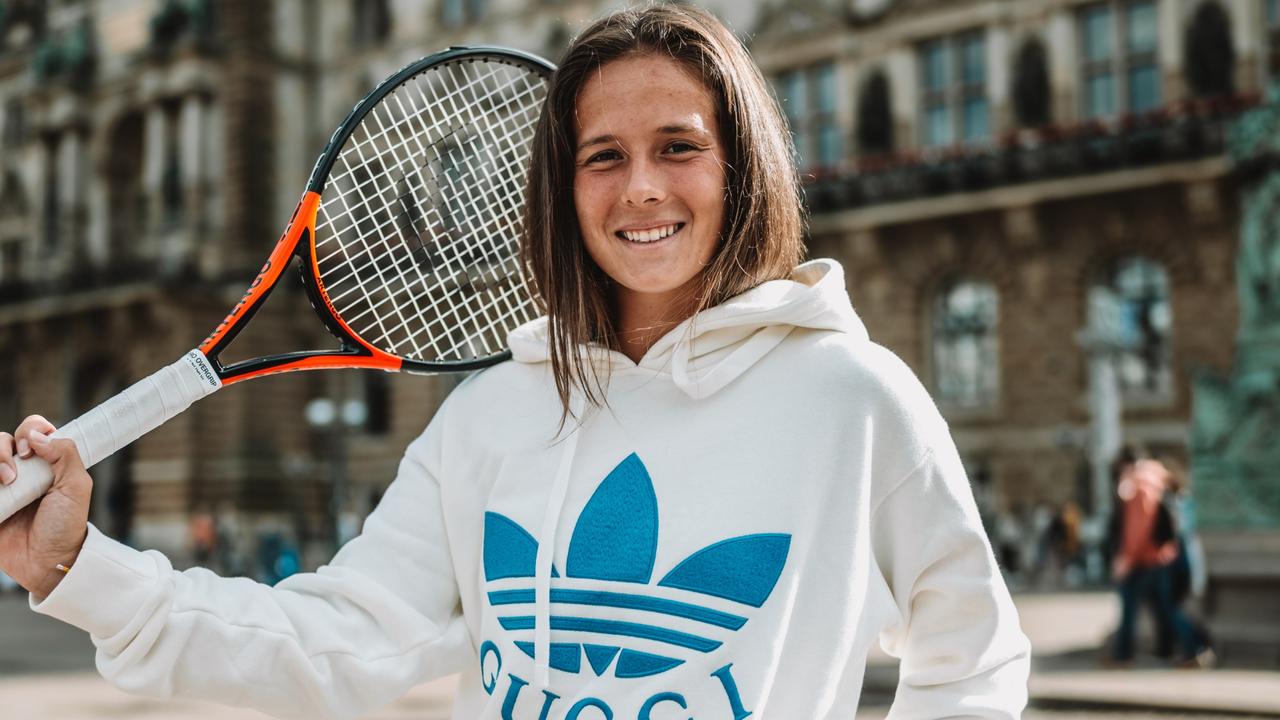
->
[803,93,1261,214]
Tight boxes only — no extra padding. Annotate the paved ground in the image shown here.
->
[2,589,1277,718]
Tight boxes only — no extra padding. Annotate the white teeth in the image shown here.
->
[621,224,680,243]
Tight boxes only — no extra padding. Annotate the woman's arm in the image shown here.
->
[29,420,471,720]
[872,440,1031,719]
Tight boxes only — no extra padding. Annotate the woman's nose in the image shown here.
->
[622,158,665,206]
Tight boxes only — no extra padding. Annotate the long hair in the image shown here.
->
[521,3,805,422]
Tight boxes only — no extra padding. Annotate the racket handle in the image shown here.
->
[0,350,222,525]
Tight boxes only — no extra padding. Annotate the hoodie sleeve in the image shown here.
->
[871,438,1031,719]
[29,416,472,720]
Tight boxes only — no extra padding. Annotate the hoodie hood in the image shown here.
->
[508,258,867,399]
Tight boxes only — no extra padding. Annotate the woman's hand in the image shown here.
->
[0,415,92,598]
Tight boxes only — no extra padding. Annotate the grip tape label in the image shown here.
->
[184,350,222,391]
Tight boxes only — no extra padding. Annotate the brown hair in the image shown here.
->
[521,3,805,423]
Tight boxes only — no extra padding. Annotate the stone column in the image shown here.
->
[1077,287,1132,524]
[143,104,168,252]
[1157,0,1185,103]
[57,130,87,268]
[886,46,915,150]
[1046,9,1078,124]
[988,23,1011,138]
[177,94,207,268]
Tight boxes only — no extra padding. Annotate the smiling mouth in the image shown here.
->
[616,223,685,243]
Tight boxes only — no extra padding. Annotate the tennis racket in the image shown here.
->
[0,46,554,524]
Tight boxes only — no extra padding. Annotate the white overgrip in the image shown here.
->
[0,350,222,525]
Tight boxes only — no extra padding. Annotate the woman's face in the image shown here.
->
[572,54,726,319]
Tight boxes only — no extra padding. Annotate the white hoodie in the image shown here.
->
[31,259,1030,719]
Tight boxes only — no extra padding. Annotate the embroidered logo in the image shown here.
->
[483,452,791,679]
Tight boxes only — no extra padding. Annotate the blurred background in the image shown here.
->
[1,0,1279,717]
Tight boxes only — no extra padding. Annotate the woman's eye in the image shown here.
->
[585,149,622,164]
[666,141,698,154]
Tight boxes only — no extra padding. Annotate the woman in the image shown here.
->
[0,5,1029,718]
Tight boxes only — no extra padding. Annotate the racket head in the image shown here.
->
[304,46,554,373]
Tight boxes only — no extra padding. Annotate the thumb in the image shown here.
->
[27,432,87,486]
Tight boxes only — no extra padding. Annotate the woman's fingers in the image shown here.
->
[26,432,91,504]
[28,432,82,470]
[16,415,56,459]
[0,432,14,486]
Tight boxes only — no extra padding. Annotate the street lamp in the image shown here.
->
[1076,287,1137,582]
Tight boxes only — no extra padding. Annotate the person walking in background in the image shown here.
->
[187,505,217,567]
[1153,457,1212,661]
[1044,501,1084,588]
[1110,455,1212,667]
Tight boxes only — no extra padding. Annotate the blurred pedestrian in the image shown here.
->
[187,505,216,567]
[1104,445,1142,568]
[1110,456,1212,667]
[214,502,245,577]
[995,501,1026,585]
[1044,501,1084,588]
[1152,457,1212,660]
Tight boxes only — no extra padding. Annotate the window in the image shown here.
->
[351,0,391,49]
[1012,38,1051,128]
[107,113,145,261]
[1089,257,1172,397]
[42,137,59,253]
[932,280,1000,408]
[1185,2,1235,97]
[857,70,893,155]
[441,0,486,27]
[777,62,841,170]
[1079,1,1160,119]
[2,100,24,148]
[0,239,20,285]
[919,31,989,147]
[161,103,183,228]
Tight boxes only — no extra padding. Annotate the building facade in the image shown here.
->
[0,0,1270,597]
[755,0,1266,553]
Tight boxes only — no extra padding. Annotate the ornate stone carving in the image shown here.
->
[1238,173,1280,333]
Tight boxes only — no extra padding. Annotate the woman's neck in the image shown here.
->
[612,286,701,363]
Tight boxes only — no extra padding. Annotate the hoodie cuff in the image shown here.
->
[29,524,160,639]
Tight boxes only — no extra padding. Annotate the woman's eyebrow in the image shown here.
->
[656,123,706,136]
[577,134,618,152]
[576,124,711,152]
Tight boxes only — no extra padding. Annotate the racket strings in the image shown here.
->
[314,58,545,363]
[321,67,522,356]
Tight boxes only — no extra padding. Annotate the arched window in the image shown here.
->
[856,69,893,155]
[1184,1,1235,97]
[1012,38,1051,127]
[1089,257,1172,396]
[932,279,1000,407]
[41,135,60,252]
[107,112,144,262]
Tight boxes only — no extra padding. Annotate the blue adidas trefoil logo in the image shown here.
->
[483,452,791,680]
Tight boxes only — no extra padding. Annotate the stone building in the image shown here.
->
[0,0,1272,593]
[754,0,1269,566]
